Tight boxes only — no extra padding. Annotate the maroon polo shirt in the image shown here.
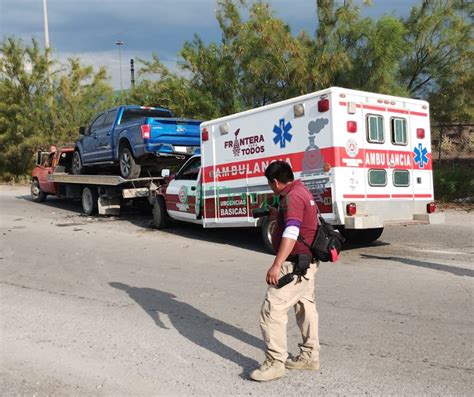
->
[272,179,318,257]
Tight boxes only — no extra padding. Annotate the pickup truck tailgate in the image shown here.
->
[148,118,201,148]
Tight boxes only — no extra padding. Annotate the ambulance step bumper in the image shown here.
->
[413,213,445,224]
[344,215,383,229]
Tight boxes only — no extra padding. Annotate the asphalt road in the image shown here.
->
[0,185,473,396]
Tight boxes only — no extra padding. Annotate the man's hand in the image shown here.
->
[266,263,281,286]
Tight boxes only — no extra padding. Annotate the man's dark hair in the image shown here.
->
[265,161,294,183]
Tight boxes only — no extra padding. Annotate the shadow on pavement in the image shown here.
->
[109,282,265,378]
[360,254,474,278]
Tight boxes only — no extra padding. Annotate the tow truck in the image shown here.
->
[31,146,180,216]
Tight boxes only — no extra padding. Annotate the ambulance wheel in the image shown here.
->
[341,227,383,244]
[31,179,47,202]
[153,197,170,229]
[261,217,276,254]
[82,187,98,216]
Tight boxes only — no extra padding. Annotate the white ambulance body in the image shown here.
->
[159,87,443,246]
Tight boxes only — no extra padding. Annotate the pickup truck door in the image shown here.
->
[36,153,56,193]
[96,109,118,161]
[82,113,106,163]
[165,156,202,221]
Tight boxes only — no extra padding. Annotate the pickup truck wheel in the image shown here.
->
[81,187,98,215]
[119,147,141,179]
[31,179,47,202]
[341,227,384,244]
[153,197,170,229]
[72,151,83,175]
[261,216,276,254]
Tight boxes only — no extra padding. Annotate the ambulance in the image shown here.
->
[152,87,444,251]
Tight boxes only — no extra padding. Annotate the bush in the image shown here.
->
[433,161,474,202]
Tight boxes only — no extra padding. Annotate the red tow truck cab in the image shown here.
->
[31,146,75,201]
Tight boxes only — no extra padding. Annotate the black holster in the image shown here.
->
[292,253,312,277]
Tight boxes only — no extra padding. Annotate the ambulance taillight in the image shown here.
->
[202,128,209,142]
[347,203,357,216]
[318,98,329,112]
[427,202,436,214]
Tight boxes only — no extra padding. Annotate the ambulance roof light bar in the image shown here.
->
[318,97,329,112]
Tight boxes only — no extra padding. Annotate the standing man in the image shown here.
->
[250,161,320,382]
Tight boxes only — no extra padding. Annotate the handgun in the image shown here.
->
[276,273,294,289]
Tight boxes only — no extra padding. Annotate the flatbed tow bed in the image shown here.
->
[47,173,163,215]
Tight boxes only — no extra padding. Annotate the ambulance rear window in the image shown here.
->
[368,169,387,186]
[367,114,384,143]
[391,118,407,145]
[393,170,410,186]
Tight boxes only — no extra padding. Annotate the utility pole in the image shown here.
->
[115,40,124,91]
[42,0,52,89]
[42,0,50,51]
[130,58,135,87]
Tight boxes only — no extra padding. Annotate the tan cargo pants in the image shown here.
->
[259,261,320,363]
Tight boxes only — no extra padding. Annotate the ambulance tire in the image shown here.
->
[153,197,170,229]
[261,217,276,254]
[81,186,98,216]
[341,227,384,244]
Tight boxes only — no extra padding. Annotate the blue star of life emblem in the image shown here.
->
[413,143,429,168]
[273,118,293,148]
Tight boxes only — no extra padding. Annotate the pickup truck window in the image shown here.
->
[103,110,118,129]
[176,157,201,180]
[45,153,55,167]
[91,114,106,133]
[119,108,172,124]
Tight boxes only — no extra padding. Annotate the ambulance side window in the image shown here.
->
[367,114,384,143]
[391,117,407,145]
[368,169,387,186]
[393,170,410,187]
[176,157,201,180]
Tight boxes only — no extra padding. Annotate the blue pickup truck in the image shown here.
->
[72,105,202,179]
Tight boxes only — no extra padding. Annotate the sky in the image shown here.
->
[0,0,420,90]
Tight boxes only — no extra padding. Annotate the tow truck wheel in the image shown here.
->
[81,187,98,216]
[341,227,384,244]
[31,179,47,202]
[153,197,170,229]
[119,147,141,179]
[72,150,83,175]
[261,216,276,254]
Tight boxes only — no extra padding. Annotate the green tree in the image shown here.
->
[0,37,114,179]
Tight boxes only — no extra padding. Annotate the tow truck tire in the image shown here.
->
[261,216,276,254]
[31,179,47,202]
[72,150,83,175]
[341,227,384,244]
[81,187,98,216]
[119,146,141,179]
[153,197,170,229]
